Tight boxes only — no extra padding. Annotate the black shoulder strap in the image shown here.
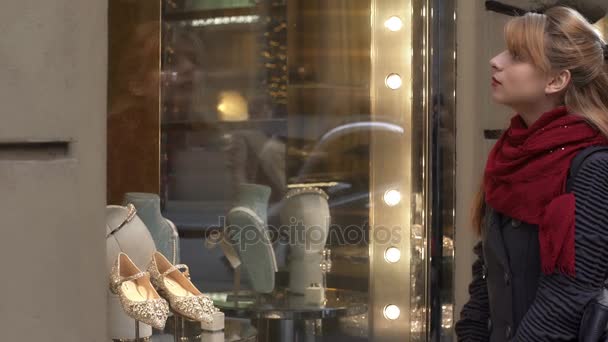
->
[566,146,608,192]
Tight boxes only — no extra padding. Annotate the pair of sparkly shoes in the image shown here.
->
[110,252,219,329]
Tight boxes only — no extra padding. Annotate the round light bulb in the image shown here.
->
[383,189,401,206]
[384,247,401,263]
[384,16,403,31]
[384,305,401,320]
[385,74,402,90]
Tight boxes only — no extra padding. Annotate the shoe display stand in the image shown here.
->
[109,319,151,342]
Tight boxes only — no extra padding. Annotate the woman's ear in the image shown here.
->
[545,69,571,95]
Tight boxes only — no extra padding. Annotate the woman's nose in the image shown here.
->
[490,52,506,71]
[490,57,500,72]
[490,57,499,71]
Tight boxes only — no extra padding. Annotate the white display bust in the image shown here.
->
[280,187,330,294]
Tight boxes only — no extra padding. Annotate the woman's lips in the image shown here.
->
[492,77,502,86]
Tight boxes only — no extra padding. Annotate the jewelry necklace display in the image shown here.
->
[107,203,137,239]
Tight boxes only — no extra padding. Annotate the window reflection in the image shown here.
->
[159,1,407,340]
[107,0,459,340]
[161,0,372,336]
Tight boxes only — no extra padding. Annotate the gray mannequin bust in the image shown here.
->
[226,183,277,294]
[124,192,179,264]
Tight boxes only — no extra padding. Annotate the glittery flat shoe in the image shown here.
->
[110,253,169,330]
[147,251,219,323]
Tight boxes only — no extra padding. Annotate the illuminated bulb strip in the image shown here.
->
[384,16,403,31]
[385,74,402,90]
[384,305,401,320]
[383,189,401,206]
[191,15,259,27]
[384,247,401,263]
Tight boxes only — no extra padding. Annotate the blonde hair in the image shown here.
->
[473,6,608,234]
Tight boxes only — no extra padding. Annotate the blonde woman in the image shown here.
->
[456,6,608,341]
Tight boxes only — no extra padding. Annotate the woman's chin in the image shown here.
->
[490,91,507,105]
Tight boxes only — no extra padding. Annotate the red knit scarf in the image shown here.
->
[484,106,608,276]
